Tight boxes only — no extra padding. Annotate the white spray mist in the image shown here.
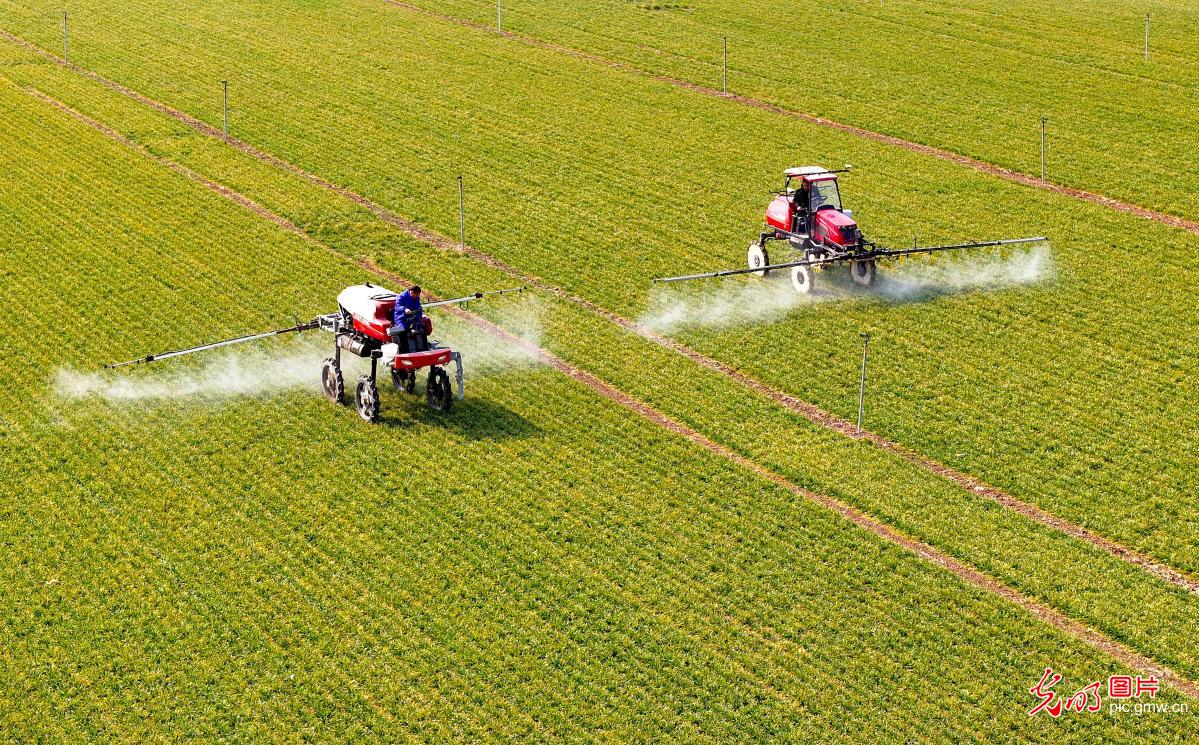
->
[55,340,327,404]
[444,295,546,377]
[640,242,1053,332]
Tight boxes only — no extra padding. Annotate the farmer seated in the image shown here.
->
[391,285,429,353]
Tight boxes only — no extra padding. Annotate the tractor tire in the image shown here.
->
[426,366,453,413]
[321,358,344,404]
[747,242,770,277]
[850,259,877,287]
[391,368,416,394]
[355,375,380,423]
[790,264,815,294]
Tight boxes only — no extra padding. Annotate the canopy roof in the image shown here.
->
[784,165,837,181]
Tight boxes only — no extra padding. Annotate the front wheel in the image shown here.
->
[426,366,453,412]
[850,259,877,287]
[355,375,380,423]
[747,242,770,277]
[790,265,815,294]
[391,367,416,394]
[321,358,344,404]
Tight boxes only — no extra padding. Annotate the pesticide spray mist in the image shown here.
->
[55,297,548,406]
[55,340,329,404]
[640,242,1054,332]
[443,295,546,377]
[871,241,1054,302]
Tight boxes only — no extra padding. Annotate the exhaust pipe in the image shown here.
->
[336,334,372,357]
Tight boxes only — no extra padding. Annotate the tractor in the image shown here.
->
[658,165,1045,292]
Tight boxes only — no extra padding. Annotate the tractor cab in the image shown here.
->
[765,166,858,248]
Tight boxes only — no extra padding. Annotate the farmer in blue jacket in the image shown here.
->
[392,285,427,354]
[394,285,424,331]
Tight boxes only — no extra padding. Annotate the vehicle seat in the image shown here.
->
[388,326,430,353]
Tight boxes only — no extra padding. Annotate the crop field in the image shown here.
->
[1,0,1197,740]
[391,0,1199,222]
[2,0,1192,571]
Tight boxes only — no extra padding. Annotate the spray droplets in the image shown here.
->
[55,343,327,404]
[445,296,546,377]
[641,273,824,333]
[640,243,1054,332]
[55,298,550,408]
[872,242,1054,302]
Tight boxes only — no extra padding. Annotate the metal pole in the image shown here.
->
[722,36,728,94]
[221,80,228,140]
[62,11,68,64]
[458,175,465,250]
[857,333,870,435]
[498,0,502,32]
[1040,117,1046,183]
[1145,14,1150,61]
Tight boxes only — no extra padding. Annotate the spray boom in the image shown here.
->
[104,318,324,369]
[103,285,528,369]
[422,286,527,308]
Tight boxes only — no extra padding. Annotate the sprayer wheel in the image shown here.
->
[391,368,417,394]
[321,358,345,404]
[426,366,453,413]
[747,242,770,277]
[851,259,877,287]
[790,264,815,294]
[355,375,380,423]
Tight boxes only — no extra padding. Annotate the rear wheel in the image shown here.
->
[790,265,815,294]
[355,375,380,423]
[747,242,770,277]
[321,358,344,404]
[850,259,877,287]
[426,366,453,412]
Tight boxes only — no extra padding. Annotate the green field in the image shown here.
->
[2,0,1197,739]
[0,0,1191,571]
[399,0,1199,221]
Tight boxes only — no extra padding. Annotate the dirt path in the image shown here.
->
[8,28,1196,598]
[379,2,1199,236]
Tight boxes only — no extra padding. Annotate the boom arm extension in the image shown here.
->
[103,286,530,369]
[103,317,332,369]
[422,286,527,309]
[653,236,1046,283]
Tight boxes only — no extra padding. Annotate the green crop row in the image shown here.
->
[394,0,1199,220]
[0,0,1190,577]
[6,72,1195,741]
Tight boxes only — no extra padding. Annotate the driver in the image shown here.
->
[392,285,425,352]
[394,285,423,331]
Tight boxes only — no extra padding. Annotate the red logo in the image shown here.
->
[1028,668,1160,717]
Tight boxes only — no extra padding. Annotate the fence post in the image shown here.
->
[857,333,870,435]
[1040,117,1047,183]
[1145,14,1150,61]
[458,175,465,250]
[722,36,728,94]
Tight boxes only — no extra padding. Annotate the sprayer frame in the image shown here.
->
[320,309,464,423]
